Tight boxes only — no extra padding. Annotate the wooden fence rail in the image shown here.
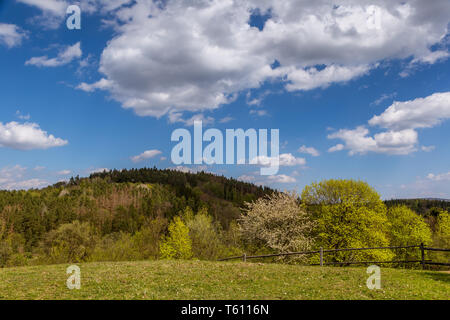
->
[218,243,450,268]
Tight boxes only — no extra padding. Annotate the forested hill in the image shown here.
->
[88,167,274,208]
[384,198,450,217]
[51,167,275,225]
[0,168,274,256]
[88,167,273,200]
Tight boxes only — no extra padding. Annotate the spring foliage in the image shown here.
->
[0,171,448,268]
[185,208,224,260]
[302,179,393,262]
[387,206,432,261]
[159,217,193,260]
[40,221,97,264]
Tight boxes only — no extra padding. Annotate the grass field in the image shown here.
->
[0,260,448,300]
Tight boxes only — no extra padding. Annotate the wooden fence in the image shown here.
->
[218,243,450,268]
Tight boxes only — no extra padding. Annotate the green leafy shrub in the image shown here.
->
[218,221,243,258]
[435,211,450,246]
[186,209,223,260]
[302,179,394,263]
[387,206,432,262]
[160,217,192,260]
[39,221,97,264]
[431,211,450,264]
[132,217,167,259]
[90,232,141,262]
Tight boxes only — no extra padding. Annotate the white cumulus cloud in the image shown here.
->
[328,126,418,155]
[0,121,68,150]
[76,0,450,118]
[131,149,162,163]
[329,91,450,155]
[368,92,450,130]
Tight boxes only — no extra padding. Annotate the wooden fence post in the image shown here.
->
[420,243,425,269]
[243,253,246,262]
[320,247,323,267]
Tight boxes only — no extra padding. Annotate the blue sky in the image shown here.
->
[0,0,449,199]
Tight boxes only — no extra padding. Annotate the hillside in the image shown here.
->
[1,170,448,269]
[0,260,448,300]
[0,168,274,267]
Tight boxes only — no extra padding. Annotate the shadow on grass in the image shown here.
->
[422,271,450,284]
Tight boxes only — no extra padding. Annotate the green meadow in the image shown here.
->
[0,260,448,300]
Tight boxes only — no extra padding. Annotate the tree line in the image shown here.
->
[0,169,448,268]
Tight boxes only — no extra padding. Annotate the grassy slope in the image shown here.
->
[0,260,448,300]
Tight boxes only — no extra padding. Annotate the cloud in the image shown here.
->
[400,50,450,77]
[0,23,26,48]
[17,0,134,29]
[252,153,306,167]
[298,145,320,157]
[56,170,71,175]
[2,179,49,190]
[421,145,435,152]
[246,90,273,106]
[239,172,298,185]
[427,172,450,182]
[17,0,67,14]
[384,174,450,199]
[219,116,234,124]
[328,126,418,155]
[368,92,450,130]
[371,92,397,106]
[283,64,371,91]
[238,175,256,182]
[169,165,209,174]
[329,92,450,155]
[25,42,82,67]
[249,109,269,117]
[77,78,112,92]
[267,174,296,183]
[168,113,215,127]
[17,0,69,30]
[411,50,450,65]
[15,110,31,120]
[0,121,68,150]
[131,149,162,163]
[239,172,298,184]
[328,144,345,153]
[89,168,110,174]
[78,0,450,118]
[0,165,48,190]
